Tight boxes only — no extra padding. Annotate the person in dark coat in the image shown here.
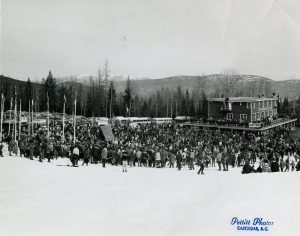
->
[82,146,90,166]
[271,158,280,172]
[296,160,300,171]
[45,141,53,162]
[176,151,182,171]
[197,158,205,175]
[0,142,3,157]
[242,161,253,174]
[29,140,34,160]
[8,139,15,156]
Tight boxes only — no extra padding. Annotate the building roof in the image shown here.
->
[207,97,276,103]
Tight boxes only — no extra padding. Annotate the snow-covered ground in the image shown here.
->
[0,146,300,236]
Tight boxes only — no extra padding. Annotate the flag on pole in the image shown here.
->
[47,92,50,138]
[62,94,66,142]
[0,94,4,142]
[73,91,77,144]
[74,91,77,106]
[47,92,49,109]
[19,98,22,140]
[31,99,34,135]
[1,94,4,107]
[14,88,17,141]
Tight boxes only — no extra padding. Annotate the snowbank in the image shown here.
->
[0,149,299,236]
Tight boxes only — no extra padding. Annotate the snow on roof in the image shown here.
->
[208,97,276,103]
[175,116,190,120]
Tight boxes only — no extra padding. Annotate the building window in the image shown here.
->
[269,110,273,117]
[240,114,247,121]
[261,111,265,119]
[257,112,261,120]
[253,102,255,109]
[226,113,233,120]
[246,103,250,109]
[261,101,264,107]
[252,113,256,122]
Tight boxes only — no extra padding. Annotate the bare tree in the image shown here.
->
[247,80,257,97]
[217,68,238,97]
[264,79,273,97]
[197,74,207,95]
[103,59,110,117]
[288,75,299,114]
[197,74,207,112]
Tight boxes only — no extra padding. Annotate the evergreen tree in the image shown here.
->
[184,89,190,116]
[42,71,57,112]
[24,78,33,111]
[189,98,196,117]
[123,77,133,116]
[181,96,187,116]
[66,84,73,114]
[281,97,290,115]
[86,91,93,117]
[57,84,67,114]
[198,91,207,117]
[175,86,183,116]
[77,84,83,115]
[108,81,118,117]
[141,101,149,117]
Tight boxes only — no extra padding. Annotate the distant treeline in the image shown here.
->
[0,72,208,118]
[0,68,298,120]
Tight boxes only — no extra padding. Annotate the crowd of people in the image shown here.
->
[1,120,300,175]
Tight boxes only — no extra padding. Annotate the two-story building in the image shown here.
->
[207,97,278,123]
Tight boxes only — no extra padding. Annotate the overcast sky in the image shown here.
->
[1,0,300,81]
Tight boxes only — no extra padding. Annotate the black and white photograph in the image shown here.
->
[1,0,300,235]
